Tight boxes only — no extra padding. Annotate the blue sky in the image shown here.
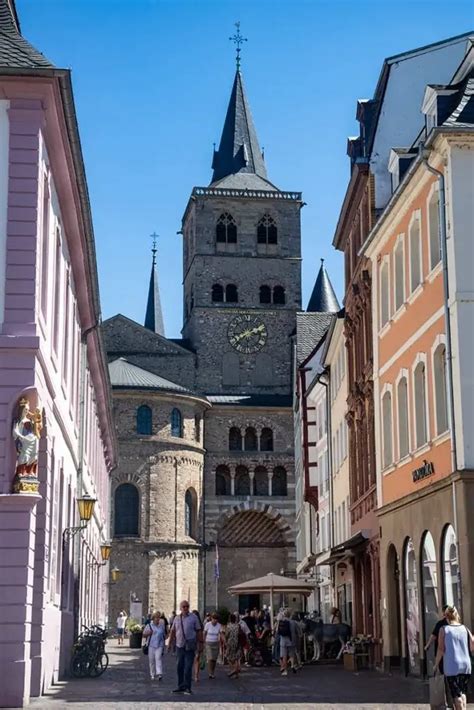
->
[19,0,473,338]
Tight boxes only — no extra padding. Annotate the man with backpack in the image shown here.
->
[278,610,298,676]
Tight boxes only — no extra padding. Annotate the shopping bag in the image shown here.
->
[429,672,446,709]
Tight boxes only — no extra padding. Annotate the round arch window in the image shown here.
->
[404,538,420,674]
[442,524,460,609]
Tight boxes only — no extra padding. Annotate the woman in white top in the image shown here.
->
[434,605,474,710]
[204,613,223,679]
[143,611,167,680]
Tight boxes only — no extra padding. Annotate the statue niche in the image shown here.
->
[12,396,43,494]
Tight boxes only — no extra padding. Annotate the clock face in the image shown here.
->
[227,314,268,354]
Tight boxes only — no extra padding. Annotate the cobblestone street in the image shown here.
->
[24,644,469,709]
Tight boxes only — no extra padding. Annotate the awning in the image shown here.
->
[326,530,370,565]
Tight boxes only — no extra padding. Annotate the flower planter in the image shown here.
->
[129,631,143,649]
[344,652,369,671]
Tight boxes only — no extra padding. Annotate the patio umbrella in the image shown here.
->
[228,572,314,629]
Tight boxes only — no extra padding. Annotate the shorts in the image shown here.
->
[280,636,294,659]
[117,628,124,636]
[446,674,470,698]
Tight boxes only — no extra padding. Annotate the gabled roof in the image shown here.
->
[295,312,334,366]
[102,314,194,357]
[109,358,191,394]
[307,259,340,313]
[211,70,272,187]
[144,249,165,336]
[0,0,53,68]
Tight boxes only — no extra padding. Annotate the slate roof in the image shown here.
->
[144,251,165,336]
[109,357,193,394]
[307,260,340,313]
[211,70,271,186]
[296,312,334,365]
[0,0,53,68]
[210,172,279,191]
[207,394,292,408]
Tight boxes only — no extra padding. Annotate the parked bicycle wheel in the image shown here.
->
[89,652,109,678]
[70,653,89,678]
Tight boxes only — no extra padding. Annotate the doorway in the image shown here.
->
[238,594,260,614]
[386,544,402,669]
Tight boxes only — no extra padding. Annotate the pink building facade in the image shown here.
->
[0,2,117,706]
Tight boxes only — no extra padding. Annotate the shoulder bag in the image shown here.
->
[142,624,151,655]
[180,614,197,652]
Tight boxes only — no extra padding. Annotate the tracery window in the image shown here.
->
[137,405,152,435]
[171,408,183,438]
[257,214,278,245]
[114,483,139,537]
[216,212,237,244]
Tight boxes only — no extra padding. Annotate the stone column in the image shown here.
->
[230,469,235,496]
[0,492,41,707]
[268,471,273,497]
[249,469,255,496]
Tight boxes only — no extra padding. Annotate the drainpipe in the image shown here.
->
[420,149,461,613]
[174,457,178,612]
[319,370,335,603]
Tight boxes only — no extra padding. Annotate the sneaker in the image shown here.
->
[172,688,184,693]
[158,675,163,681]
[281,670,288,677]
[183,689,193,695]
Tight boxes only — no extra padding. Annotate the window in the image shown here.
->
[394,237,405,311]
[225,284,238,303]
[382,391,393,468]
[216,212,237,244]
[429,189,441,271]
[442,525,459,608]
[404,538,420,673]
[273,286,286,305]
[254,466,268,495]
[229,427,242,451]
[137,405,152,435]
[185,488,197,538]
[272,466,287,496]
[421,532,439,675]
[257,214,277,245]
[114,483,139,537]
[215,465,231,496]
[212,284,224,302]
[380,260,390,328]
[397,377,409,459]
[171,408,183,438]
[235,465,250,495]
[194,415,201,442]
[414,362,427,448]
[259,285,272,304]
[244,427,258,451]
[433,344,448,435]
[409,215,422,293]
[260,427,273,451]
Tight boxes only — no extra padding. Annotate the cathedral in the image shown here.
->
[103,63,332,616]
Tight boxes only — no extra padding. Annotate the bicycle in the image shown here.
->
[70,624,109,678]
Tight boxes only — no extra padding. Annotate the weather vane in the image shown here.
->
[229,22,247,71]
[150,232,158,265]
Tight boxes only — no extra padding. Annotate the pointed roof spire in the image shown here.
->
[307,259,340,313]
[144,233,165,336]
[0,0,54,68]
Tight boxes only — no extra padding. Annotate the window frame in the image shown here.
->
[114,482,140,537]
[257,213,278,245]
[171,408,183,438]
[136,404,153,436]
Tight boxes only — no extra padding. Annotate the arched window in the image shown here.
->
[409,216,422,293]
[171,408,183,438]
[215,465,231,496]
[397,377,409,459]
[212,283,224,302]
[442,525,459,608]
[259,285,272,304]
[257,214,278,245]
[273,286,286,305]
[394,237,405,311]
[403,538,420,673]
[254,466,268,496]
[136,405,152,435]
[433,344,448,435]
[260,427,273,451]
[244,427,258,451]
[380,261,390,328]
[272,466,287,496]
[216,212,237,244]
[382,391,393,468]
[235,465,250,495]
[429,189,441,271]
[194,415,201,442]
[414,362,427,448]
[229,427,242,451]
[114,483,139,537]
[185,488,197,539]
[225,284,238,303]
[421,532,438,675]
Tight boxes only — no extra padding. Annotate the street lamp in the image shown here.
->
[62,494,97,542]
[111,567,122,583]
[89,542,112,568]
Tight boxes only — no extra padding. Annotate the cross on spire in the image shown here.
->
[229,21,247,71]
[150,231,158,266]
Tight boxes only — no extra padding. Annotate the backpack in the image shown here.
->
[278,619,291,638]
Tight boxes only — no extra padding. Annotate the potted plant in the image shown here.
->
[342,634,373,671]
[127,619,143,649]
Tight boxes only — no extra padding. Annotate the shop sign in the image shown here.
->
[412,459,434,483]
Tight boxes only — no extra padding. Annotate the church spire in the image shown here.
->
[211,26,268,185]
[144,233,165,336]
[307,259,340,313]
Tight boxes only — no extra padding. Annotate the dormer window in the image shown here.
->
[216,213,237,244]
[257,214,277,245]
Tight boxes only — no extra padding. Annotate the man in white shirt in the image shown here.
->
[116,611,127,646]
[203,613,222,679]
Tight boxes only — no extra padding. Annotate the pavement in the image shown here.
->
[26,644,471,709]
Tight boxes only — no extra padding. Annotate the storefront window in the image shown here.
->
[443,525,460,609]
[404,538,420,673]
[421,532,439,675]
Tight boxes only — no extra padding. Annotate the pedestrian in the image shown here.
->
[168,600,202,696]
[192,609,204,683]
[225,613,243,679]
[434,605,474,710]
[239,614,251,666]
[242,608,256,637]
[116,611,127,646]
[204,612,222,679]
[330,607,342,624]
[425,605,448,672]
[279,610,297,676]
[143,611,166,681]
